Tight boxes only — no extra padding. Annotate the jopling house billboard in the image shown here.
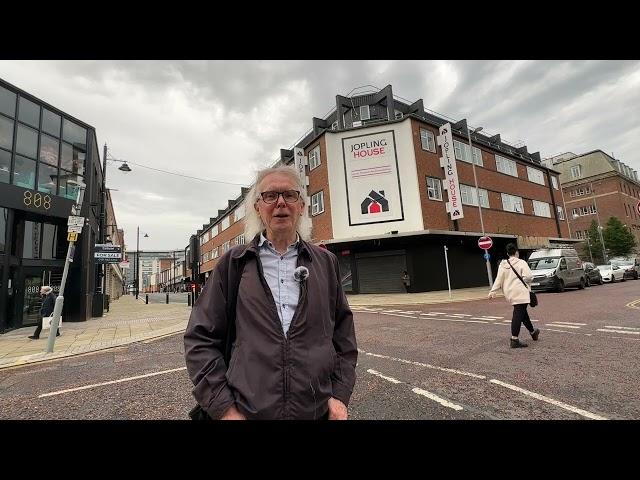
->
[341,130,404,226]
[437,123,464,220]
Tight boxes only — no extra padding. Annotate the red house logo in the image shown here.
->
[361,190,390,215]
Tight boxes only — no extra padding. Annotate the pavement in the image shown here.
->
[0,286,492,370]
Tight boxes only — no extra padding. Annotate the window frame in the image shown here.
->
[420,128,436,153]
[532,200,551,218]
[308,145,321,171]
[311,190,325,216]
[426,176,442,201]
[501,193,524,213]
[527,166,545,186]
[496,155,518,177]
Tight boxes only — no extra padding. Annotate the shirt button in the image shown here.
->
[281,279,284,283]
[280,257,284,260]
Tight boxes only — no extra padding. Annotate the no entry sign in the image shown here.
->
[478,236,493,250]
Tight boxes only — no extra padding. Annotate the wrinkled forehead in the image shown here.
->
[259,173,298,192]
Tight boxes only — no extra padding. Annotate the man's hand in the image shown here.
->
[220,405,246,420]
[327,397,348,420]
[488,291,497,299]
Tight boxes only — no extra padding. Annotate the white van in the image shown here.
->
[527,248,587,292]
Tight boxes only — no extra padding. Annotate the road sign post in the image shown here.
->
[46,184,85,353]
[478,236,494,287]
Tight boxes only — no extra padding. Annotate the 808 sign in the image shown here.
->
[23,190,52,210]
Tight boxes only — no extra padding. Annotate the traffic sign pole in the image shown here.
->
[477,236,494,287]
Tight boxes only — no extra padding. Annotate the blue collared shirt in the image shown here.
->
[258,233,300,336]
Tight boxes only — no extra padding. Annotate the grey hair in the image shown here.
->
[41,285,53,294]
[244,165,312,241]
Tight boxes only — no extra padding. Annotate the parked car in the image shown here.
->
[597,264,626,283]
[583,262,603,286]
[609,257,640,280]
[527,248,587,292]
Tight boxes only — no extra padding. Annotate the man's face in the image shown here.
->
[255,173,304,239]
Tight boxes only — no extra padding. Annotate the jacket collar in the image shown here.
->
[233,231,313,261]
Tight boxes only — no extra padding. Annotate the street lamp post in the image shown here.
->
[135,228,149,299]
[590,181,608,263]
[466,125,493,286]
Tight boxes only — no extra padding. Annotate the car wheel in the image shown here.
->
[585,276,591,287]
[598,276,603,285]
[556,279,565,292]
[635,272,639,280]
[622,275,626,282]
[578,277,585,289]
[611,275,616,283]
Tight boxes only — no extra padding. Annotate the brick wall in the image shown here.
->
[308,136,333,243]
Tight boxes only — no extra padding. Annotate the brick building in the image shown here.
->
[543,150,640,254]
[191,85,571,294]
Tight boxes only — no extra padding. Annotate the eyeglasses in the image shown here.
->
[259,190,301,204]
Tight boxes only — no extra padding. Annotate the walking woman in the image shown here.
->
[488,243,540,348]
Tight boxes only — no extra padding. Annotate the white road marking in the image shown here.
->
[481,316,504,319]
[382,309,406,313]
[551,322,587,326]
[547,324,581,329]
[544,328,582,335]
[597,329,640,335]
[449,314,472,317]
[366,368,464,411]
[422,317,490,324]
[412,388,464,411]
[471,317,496,321]
[427,312,448,315]
[402,311,423,314]
[366,369,402,384]
[489,379,607,420]
[38,367,188,398]
[420,313,442,316]
[362,351,486,379]
[379,312,417,319]
[604,325,640,331]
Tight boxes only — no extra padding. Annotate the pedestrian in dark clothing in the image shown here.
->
[401,270,410,292]
[184,166,358,420]
[29,286,59,340]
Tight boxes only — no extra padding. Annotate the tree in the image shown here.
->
[586,220,605,264]
[603,216,637,258]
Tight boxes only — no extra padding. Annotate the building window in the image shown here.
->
[18,97,40,129]
[234,202,245,221]
[236,234,245,245]
[222,241,230,253]
[527,166,545,186]
[420,128,436,152]
[16,124,38,159]
[0,116,14,151]
[460,184,489,208]
[557,206,565,220]
[0,149,10,184]
[213,247,219,259]
[0,207,7,252]
[221,216,229,231]
[533,200,551,218]
[570,165,582,179]
[308,145,321,170]
[311,190,324,216]
[551,176,559,190]
[501,193,524,213]
[42,109,61,137]
[37,163,57,194]
[426,177,442,201]
[496,155,518,177]
[625,204,629,217]
[0,85,17,117]
[61,142,85,176]
[453,140,483,166]
[12,155,36,189]
[360,105,370,121]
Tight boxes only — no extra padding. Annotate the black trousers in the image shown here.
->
[512,303,534,337]
[33,316,59,339]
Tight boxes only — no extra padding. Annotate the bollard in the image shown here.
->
[146,294,149,304]
[166,293,169,304]
[187,294,192,306]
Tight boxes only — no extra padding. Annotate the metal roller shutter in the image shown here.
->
[357,254,406,293]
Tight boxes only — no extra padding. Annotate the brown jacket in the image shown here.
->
[184,235,358,420]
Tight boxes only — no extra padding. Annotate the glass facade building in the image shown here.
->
[0,78,103,332]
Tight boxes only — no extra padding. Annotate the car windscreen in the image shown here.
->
[611,260,632,266]
[597,265,610,270]
[528,258,559,270]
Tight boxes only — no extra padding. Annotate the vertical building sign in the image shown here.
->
[437,123,464,220]
[294,147,308,197]
[342,130,404,226]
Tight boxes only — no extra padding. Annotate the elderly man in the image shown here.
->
[185,166,358,420]
[28,286,59,340]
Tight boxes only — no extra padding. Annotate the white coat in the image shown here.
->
[489,257,533,305]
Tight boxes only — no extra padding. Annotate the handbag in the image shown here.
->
[42,315,63,329]
[507,258,538,308]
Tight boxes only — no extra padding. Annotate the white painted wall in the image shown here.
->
[325,119,424,240]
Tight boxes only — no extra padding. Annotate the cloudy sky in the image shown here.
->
[1,60,638,250]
